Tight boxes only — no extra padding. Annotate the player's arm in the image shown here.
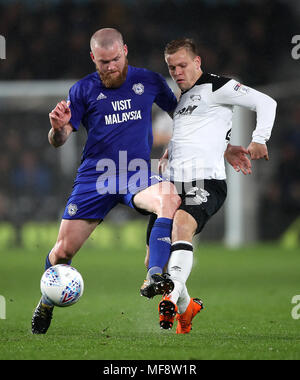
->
[214,80,277,160]
[158,148,169,175]
[154,73,178,116]
[48,100,73,148]
[247,141,269,161]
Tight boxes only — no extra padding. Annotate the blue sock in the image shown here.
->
[44,251,72,271]
[45,251,53,271]
[42,251,72,306]
[148,217,172,276]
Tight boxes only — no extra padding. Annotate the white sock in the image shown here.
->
[177,285,191,314]
[167,241,193,306]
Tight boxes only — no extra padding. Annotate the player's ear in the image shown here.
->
[194,55,201,69]
[123,44,128,57]
[90,51,95,62]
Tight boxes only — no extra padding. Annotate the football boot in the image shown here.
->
[31,299,54,334]
[158,295,178,330]
[176,298,204,334]
[140,273,174,299]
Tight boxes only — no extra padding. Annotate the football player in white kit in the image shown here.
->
[144,38,277,333]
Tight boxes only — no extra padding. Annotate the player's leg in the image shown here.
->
[32,179,108,335]
[134,182,181,273]
[142,214,171,297]
[134,182,181,297]
[144,214,155,268]
[168,209,196,305]
[32,218,100,334]
[47,218,100,267]
[158,209,200,329]
[144,209,203,330]
[165,210,205,332]
[44,178,117,270]
[160,180,227,331]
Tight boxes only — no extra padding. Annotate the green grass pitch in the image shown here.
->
[0,222,300,360]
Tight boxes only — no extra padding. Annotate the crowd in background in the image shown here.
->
[0,0,299,242]
[0,0,297,84]
[260,98,300,239]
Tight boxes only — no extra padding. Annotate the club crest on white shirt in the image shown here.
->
[132,83,144,95]
[190,94,202,102]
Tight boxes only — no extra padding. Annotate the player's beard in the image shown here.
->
[97,58,128,88]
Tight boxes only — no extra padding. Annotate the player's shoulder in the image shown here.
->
[72,72,98,89]
[194,73,234,92]
[129,65,165,84]
[68,72,99,100]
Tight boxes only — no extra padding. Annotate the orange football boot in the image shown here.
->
[176,298,204,334]
[158,295,178,330]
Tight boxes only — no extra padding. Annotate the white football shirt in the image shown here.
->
[165,73,277,182]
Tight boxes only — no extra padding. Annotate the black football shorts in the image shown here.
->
[146,179,227,242]
[174,179,227,235]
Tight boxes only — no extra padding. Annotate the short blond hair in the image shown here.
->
[164,38,198,57]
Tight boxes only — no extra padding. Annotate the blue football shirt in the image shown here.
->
[68,65,177,179]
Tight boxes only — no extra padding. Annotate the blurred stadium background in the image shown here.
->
[1,0,300,362]
[0,0,299,249]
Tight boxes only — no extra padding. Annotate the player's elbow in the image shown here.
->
[49,139,65,148]
[48,135,64,148]
[48,128,69,148]
[263,94,277,111]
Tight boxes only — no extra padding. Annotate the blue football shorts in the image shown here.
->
[62,168,166,221]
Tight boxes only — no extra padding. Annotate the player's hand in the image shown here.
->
[225,144,252,175]
[247,142,269,161]
[49,100,71,130]
[158,149,169,175]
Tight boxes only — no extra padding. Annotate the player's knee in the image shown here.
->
[159,193,181,217]
[153,182,181,217]
[172,220,196,242]
[171,192,182,210]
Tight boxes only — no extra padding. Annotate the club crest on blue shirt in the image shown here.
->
[67,203,78,216]
[132,83,144,95]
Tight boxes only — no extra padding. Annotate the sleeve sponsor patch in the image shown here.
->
[234,83,250,95]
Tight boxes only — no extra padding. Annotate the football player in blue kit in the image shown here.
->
[31,28,181,334]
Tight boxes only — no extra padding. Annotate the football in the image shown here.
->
[40,264,84,307]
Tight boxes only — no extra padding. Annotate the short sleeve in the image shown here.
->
[67,81,86,131]
[154,73,177,112]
